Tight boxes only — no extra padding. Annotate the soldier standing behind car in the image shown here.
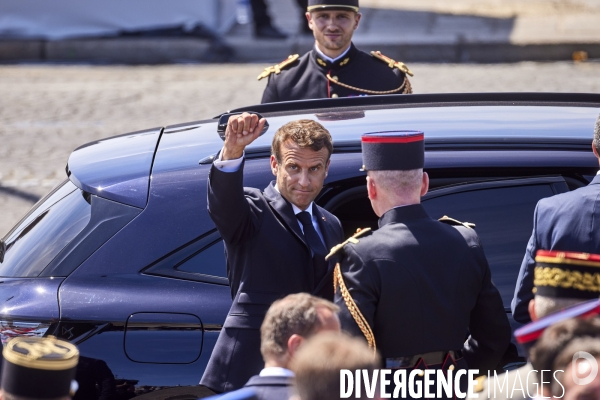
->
[329,131,511,398]
[258,0,413,103]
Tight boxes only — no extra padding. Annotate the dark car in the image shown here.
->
[1,93,599,398]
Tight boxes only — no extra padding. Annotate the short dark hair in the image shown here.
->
[260,293,339,361]
[291,333,380,400]
[593,113,600,153]
[271,120,333,163]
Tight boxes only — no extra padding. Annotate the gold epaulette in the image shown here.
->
[439,215,476,229]
[325,228,372,261]
[371,51,414,77]
[257,54,299,81]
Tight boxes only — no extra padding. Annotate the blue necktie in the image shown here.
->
[296,211,328,285]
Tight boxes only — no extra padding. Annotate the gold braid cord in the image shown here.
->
[327,74,412,95]
[334,262,377,353]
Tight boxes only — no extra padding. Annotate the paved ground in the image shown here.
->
[1,61,600,235]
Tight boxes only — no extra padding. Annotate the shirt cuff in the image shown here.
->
[213,149,244,173]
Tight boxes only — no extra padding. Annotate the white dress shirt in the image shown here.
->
[315,43,351,63]
[258,367,295,378]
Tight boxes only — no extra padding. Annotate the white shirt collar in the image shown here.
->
[259,367,295,378]
[315,43,351,63]
[274,184,314,217]
[596,170,600,175]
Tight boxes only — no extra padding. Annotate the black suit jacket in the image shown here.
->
[512,174,600,323]
[335,204,511,372]
[243,375,293,400]
[200,163,343,392]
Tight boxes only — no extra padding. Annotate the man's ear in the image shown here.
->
[366,175,377,200]
[270,155,278,176]
[420,172,429,197]
[528,299,538,321]
[354,12,362,30]
[592,142,599,159]
[287,334,304,358]
[306,11,314,30]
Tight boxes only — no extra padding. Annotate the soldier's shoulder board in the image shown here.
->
[438,215,476,229]
[370,51,414,77]
[257,54,300,81]
[325,228,372,260]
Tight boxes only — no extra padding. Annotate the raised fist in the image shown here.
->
[221,112,267,160]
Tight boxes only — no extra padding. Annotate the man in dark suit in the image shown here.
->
[258,0,412,103]
[330,131,511,397]
[512,113,600,323]
[200,113,344,393]
[227,293,341,400]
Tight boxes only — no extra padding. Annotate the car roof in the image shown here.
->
[166,93,600,160]
[68,93,600,210]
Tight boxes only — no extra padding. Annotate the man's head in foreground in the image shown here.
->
[290,332,380,400]
[361,131,428,217]
[260,293,341,369]
[530,317,600,399]
[305,0,361,59]
[270,120,333,211]
[1,336,79,400]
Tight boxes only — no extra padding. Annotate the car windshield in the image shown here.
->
[0,180,92,277]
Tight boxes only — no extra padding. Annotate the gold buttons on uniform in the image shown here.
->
[448,365,455,371]
[415,369,424,377]
[331,76,339,81]
[331,93,339,98]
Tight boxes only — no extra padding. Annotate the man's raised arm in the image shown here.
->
[207,113,267,244]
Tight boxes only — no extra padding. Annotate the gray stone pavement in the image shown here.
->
[1,61,600,235]
[1,0,600,63]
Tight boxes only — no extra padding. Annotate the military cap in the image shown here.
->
[361,131,424,171]
[533,249,600,299]
[2,336,79,399]
[515,298,600,350]
[307,0,359,12]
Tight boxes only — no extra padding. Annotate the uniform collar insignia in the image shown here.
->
[316,57,328,67]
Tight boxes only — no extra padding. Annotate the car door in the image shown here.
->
[421,176,569,309]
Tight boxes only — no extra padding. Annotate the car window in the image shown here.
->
[144,232,228,285]
[176,240,227,279]
[0,180,92,277]
[421,184,556,307]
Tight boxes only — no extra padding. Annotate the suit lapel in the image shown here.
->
[312,205,338,295]
[264,182,309,249]
[313,205,337,251]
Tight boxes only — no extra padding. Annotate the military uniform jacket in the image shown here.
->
[200,162,343,392]
[334,204,511,372]
[512,174,600,323]
[261,43,410,103]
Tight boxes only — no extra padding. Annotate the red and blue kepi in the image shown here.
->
[361,131,424,171]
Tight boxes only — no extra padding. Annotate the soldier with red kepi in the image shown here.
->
[258,0,413,103]
[329,131,511,398]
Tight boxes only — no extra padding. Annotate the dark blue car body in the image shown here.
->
[1,93,600,399]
